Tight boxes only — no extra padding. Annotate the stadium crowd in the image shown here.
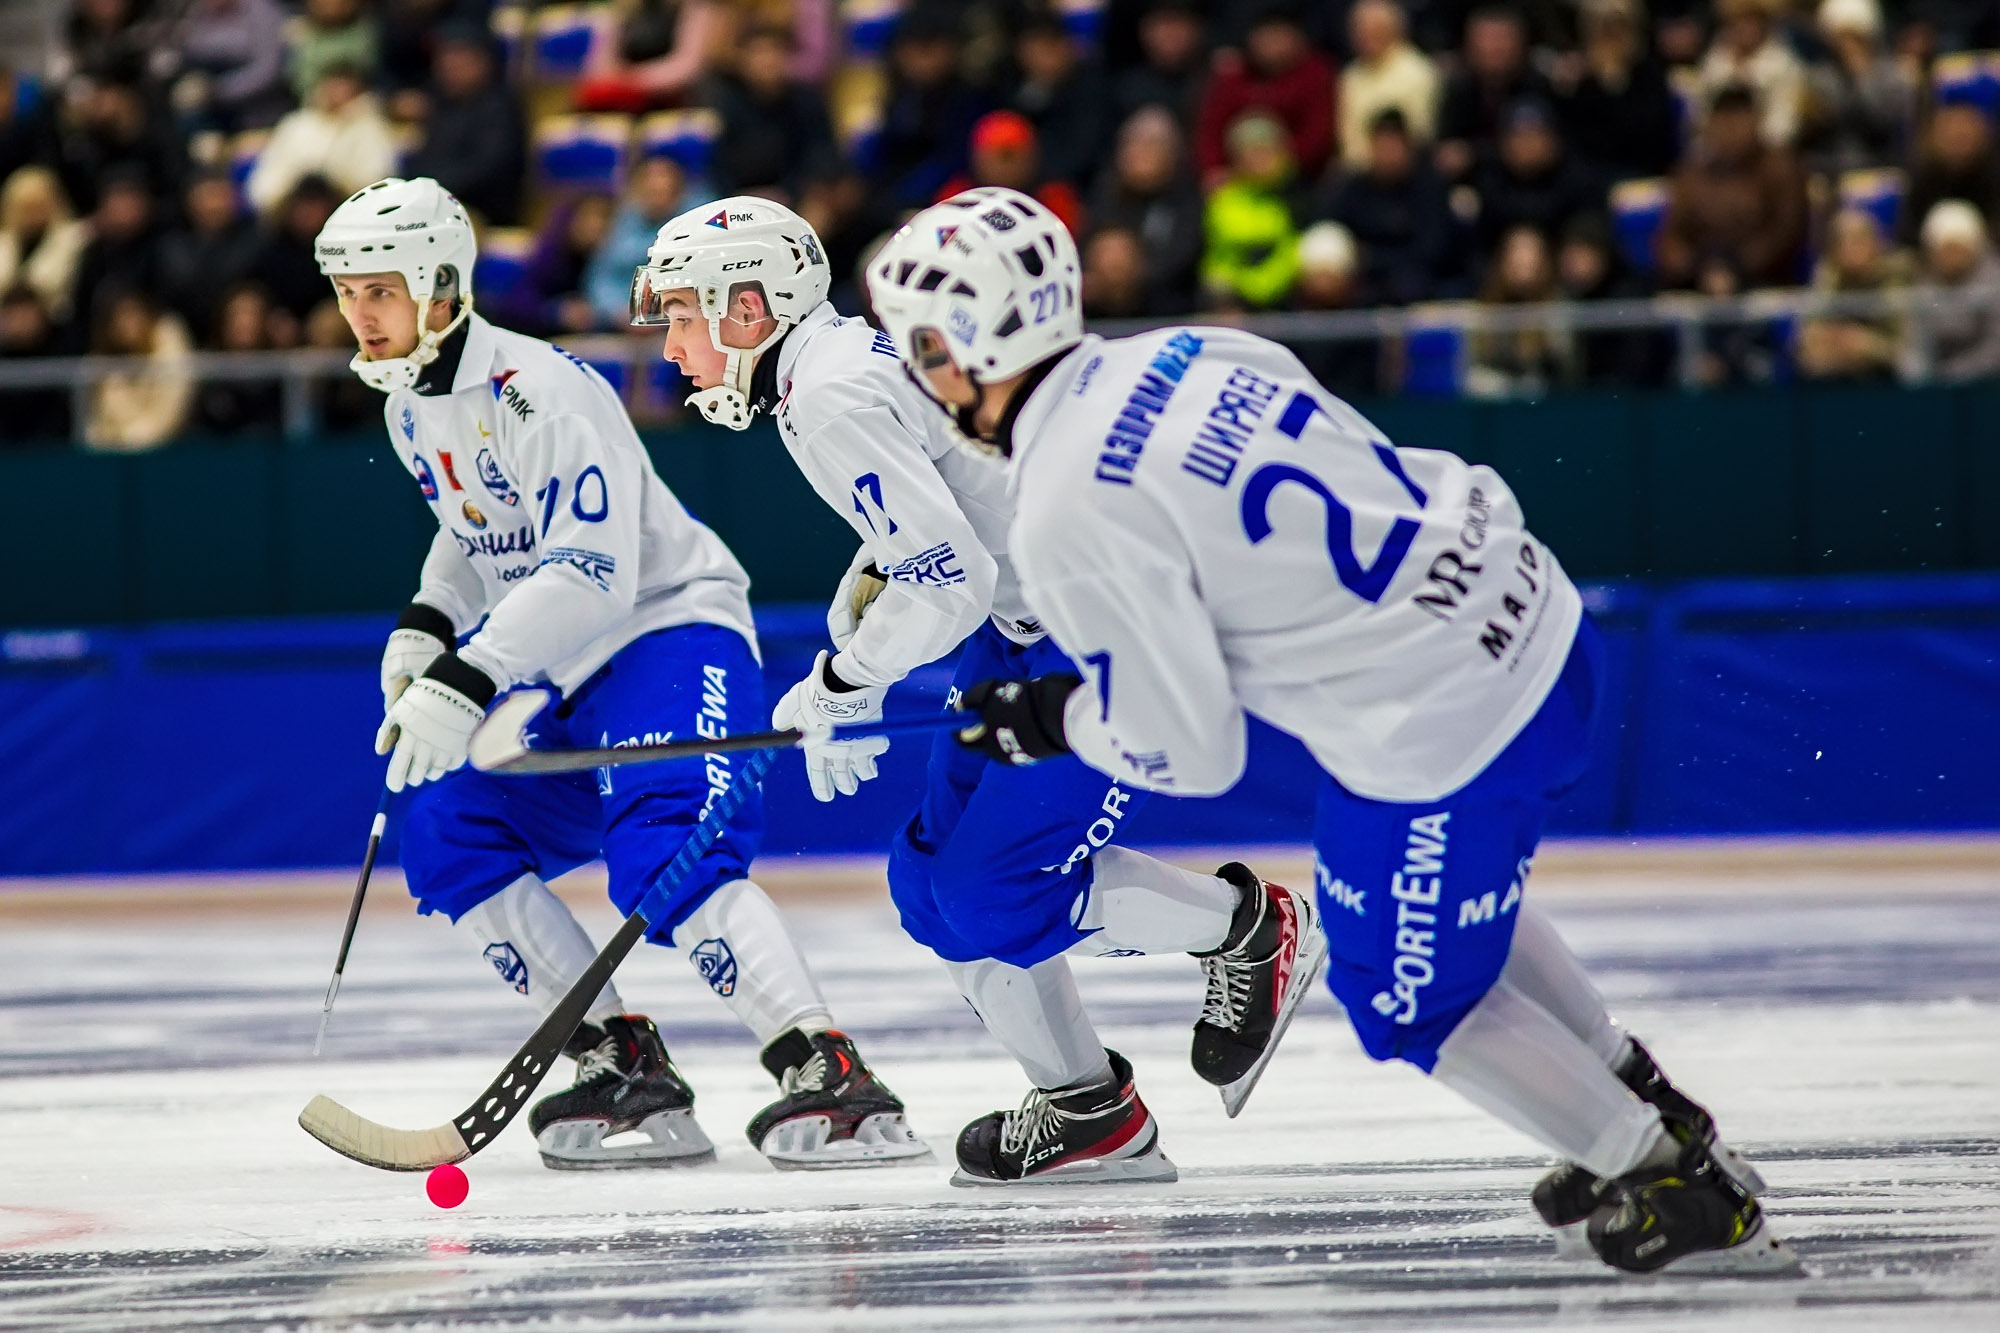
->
[3,0,2000,448]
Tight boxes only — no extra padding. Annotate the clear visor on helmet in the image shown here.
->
[628,265,693,327]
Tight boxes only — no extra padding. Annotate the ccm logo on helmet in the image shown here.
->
[720,259,763,272]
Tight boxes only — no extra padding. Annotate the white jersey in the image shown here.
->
[1007,326,1583,804]
[758,302,1040,689]
[384,312,755,694]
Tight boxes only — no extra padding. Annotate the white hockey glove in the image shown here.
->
[380,604,455,710]
[375,654,494,792]
[771,649,890,802]
[826,546,889,651]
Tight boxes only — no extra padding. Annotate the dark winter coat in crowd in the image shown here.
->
[1470,150,1606,256]
[71,225,163,327]
[1556,59,1680,181]
[403,80,526,225]
[0,78,61,188]
[192,374,284,436]
[1195,48,1338,182]
[875,74,989,210]
[1321,164,1457,306]
[1657,142,1809,290]
[378,0,496,91]
[1011,65,1114,189]
[1088,171,1206,310]
[479,196,599,337]
[706,74,837,197]
[1437,65,1556,164]
[1901,152,2000,247]
[1114,52,1206,129]
[0,305,73,440]
[1799,55,1912,178]
[252,229,333,320]
[155,215,260,338]
[54,98,187,215]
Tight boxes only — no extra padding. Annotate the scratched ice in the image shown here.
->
[1,864,1997,1331]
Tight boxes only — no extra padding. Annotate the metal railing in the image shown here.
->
[1,284,1993,445]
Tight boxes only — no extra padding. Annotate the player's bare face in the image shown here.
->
[332,273,423,361]
[656,296,729,388]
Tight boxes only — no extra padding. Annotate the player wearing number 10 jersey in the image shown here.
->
[869,187,1790,1273]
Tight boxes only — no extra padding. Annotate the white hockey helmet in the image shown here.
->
[867,187,1082,418]
[631,195,832,429]
[316,177,478,393]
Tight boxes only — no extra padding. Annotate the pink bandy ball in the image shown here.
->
[425,1163,470,1209]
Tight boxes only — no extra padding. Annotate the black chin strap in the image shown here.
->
[988,354,1067,460]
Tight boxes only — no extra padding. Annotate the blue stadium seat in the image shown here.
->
[1403,320,1464,396]
[646,357,687,410]
[1057,0,1105,46]
[534,114,632,192]
[1933,51,2000,116]
[1838,167,1906,238]
[637,108,720,177]
[490,5,526,77]
[583,356,628,398]
[227,131,268,208]
[474,228,536,306]
[1609,177,1670,275]
[842,0,902,59]
[532,4,601,82]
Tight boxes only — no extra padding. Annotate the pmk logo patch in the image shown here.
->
[413,454,438,501]
[484,941,529,995]
[691,937,738,997]
[490,368,518,399]
[935,224,958,247]
[706,209,730,230]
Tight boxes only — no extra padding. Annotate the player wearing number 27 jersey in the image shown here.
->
[869,187,1789,1273]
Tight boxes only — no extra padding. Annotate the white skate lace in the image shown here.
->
[779,1050,829,1097]
[575,1034,642,1090]
[997,1085,1074,1157]
[1198,887,1273,1032]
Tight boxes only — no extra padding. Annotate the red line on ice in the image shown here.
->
[0,1204,103,1249]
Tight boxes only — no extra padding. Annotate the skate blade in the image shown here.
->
[949,1147,1179,1188]
[537,1108,717,1171]
[1219,921,1329,1119]
[760,1113,936,1172]
[1552,1221,1595,1261]
[1714,1140,1769,1197]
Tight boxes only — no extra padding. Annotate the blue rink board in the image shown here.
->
[0,572,1995,875]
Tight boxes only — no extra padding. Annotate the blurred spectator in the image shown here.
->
[796,167,878,313]
[1201,112,1303,310]
[1,64,63,186]
[58,0,158,90]
[1901,100,2000,246]
[0,288,73,440]
[288,0,379,101]
[171,0,290,134]
[1470,98,1606,262]
[940,112,1086,237]
[1797,206,1907,380]
[1195,6,1336,187]
[1008,10,1112,190]
[876,7,988,210]
[1089,106,1204,313]
[71,170,163,330]
[54,78,186,213]
[1115,0,1208,127]
[576,0,723,114]
[0,167,91,326]
[251,174,342,322]
[1657,85,1807,292]
[156,168,258,338]
[704,24,836,199]
[1911,200,2000,383]
[1554,0,1680,182]
[1436,7,1553,181]
[306,296,379,429]
[246,65,398,215]
[84,288,193,453]
[1799,0,1913,179]
[1695,0,1804,150]
[1322,108,1454,304]
[483,193,615,336]
[1082,225,1153,317]
[1894,1,2000,56]
[379,0,493,94]
[1290,220,1378,398]
[403,27,525,224]
[192,282,286,434]
[1556,212,1670,384]
[1466,225,1574,398]
[1339,0,1439,171]
[585,154,694,324]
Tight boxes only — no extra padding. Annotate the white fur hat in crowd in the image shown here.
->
[1299,221,1359,277]
[1817,0,1881,37]
[1921,199,1987,251]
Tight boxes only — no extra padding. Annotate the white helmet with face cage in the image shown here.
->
[316,177,478,393]
[631,195,832,429]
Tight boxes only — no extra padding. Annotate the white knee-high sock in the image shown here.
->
[670,878,832,1046]
[946,956,1112,1090]
[458,873,623,1025]
[1432,979,1670,1179]
[1501,901,1629,1066]
[1068,846,1237,955]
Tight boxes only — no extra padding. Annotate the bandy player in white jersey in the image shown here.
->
[315,177,929,1172]
[865,187,1790,1272]
[626,195,1326,1185]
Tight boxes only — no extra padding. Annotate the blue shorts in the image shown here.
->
[887,623,1147,968]
[399,623,765,944]
[1315,615,1602,1072]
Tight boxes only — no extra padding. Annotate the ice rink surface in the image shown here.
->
[2,845,1998,1331]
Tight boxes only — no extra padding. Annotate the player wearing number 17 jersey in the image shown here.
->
[868,187,1790,1272]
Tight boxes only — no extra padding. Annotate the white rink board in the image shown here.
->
[1,854,1998,1331]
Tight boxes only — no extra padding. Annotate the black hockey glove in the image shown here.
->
[955,674,1082,766]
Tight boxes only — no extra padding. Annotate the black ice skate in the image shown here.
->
[1190,863,1327,1118]
[747,1028,932,1171]
[951,1049,1177,1187]
[1532,1038,1768,1246]
[1586,1136,1799,1275]
[528,1015,716,1170]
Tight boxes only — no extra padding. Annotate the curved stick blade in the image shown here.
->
[468,688,554,773]
[299,1094,471,1171]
